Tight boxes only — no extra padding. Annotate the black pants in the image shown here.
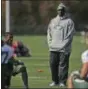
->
[1,64,12,89]
[50,51,70,84]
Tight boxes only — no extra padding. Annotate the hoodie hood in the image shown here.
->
[57,3,69,19]
[57,3,68,12]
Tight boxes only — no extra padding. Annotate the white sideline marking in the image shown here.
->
[33,53,48,55]
[29,76,47,79]
[14,76,47,79]
[30,57,49,60]
[22,57,49,60]
[32,64,49,66]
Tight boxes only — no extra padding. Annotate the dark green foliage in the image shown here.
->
[2,0,88,34]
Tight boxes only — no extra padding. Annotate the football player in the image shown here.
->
[4,32,29,89]
[67,42,88,88]
[1,40,14,89]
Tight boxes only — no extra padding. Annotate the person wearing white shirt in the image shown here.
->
[67,50,88,88]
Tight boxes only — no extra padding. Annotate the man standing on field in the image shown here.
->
[47,3,75,87]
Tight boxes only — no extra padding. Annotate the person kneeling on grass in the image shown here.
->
[67,49,88,88]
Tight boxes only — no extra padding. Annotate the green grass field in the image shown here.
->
[10,35,87,88]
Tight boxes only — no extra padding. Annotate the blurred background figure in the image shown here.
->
[84,27,88,45]
[4,32,31,57]
[80,26,88,44]
[80,31,85,43]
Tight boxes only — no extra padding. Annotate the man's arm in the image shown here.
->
[47,22,52,47]
[59,19,75,50]
[67,75,73,88]
[64,20,75,45]
[81,51,88,79]
[80,62,88,78]
[65,20,75,39]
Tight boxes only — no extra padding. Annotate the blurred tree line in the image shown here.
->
[2,0,88,35]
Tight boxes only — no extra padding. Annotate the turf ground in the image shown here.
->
[10,35,87,88]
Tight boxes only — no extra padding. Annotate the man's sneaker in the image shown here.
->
[49,82,58,87]
[59,83,66,87]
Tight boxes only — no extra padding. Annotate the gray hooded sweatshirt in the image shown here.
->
[47,3,75,53]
